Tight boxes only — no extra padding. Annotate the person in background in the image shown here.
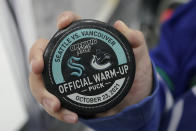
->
[29,0,196,130]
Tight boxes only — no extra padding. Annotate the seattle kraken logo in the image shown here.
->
[67,56,85,77]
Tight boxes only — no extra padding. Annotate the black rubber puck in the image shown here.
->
[42,19,135,116]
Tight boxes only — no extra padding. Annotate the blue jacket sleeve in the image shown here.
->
[150,0,196,99]
[80,61,166,131]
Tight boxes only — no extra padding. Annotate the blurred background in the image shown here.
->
[0,0,188,130]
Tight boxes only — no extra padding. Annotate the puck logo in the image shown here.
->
[43,20,135,115]
[67,56,85,77]
[91,53,112,70]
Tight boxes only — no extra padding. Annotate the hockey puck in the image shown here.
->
[42,19,135,116]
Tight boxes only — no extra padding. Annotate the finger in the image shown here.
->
[114,20,145,48]
[29,72,60,112]
[45,106,78,124]
[29,72,78,123]
[29,38,48,74]
[59,108,78,124]
[57,11,81,30]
